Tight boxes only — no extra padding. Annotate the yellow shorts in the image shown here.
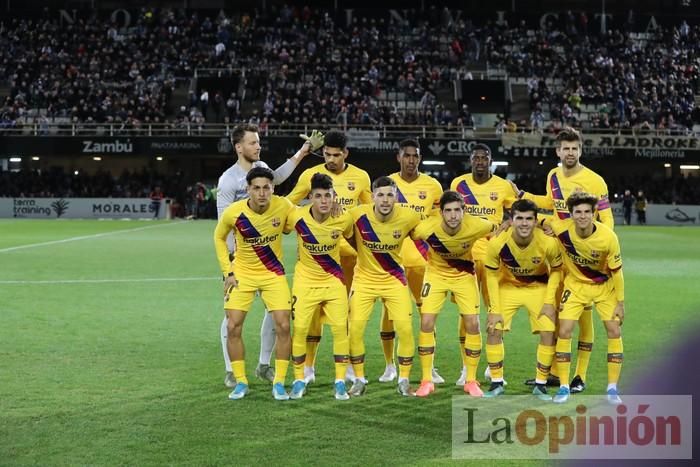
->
[421,271,480,315]
[292,285,348,328]
[224,274,291,312]
[495,284,556,333]
[350,282,413,322]
[559,279,617,321]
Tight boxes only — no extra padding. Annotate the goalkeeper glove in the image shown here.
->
[299,129,324,151]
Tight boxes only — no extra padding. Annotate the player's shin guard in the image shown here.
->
[331,324,350,381]
[305,313,323,368]
[273,359,289,385]
[380,307,395,365]
[394,319,415,380]
[221,317,232,372]
[485,343,505,382]
[232,360,248,385]
[349,320,368,380]
[555,338,572,387]
[464,333,482,382]
[259,311,276,365]
[418,331,435,382]
[607,337,623,386]
[535,344,555,383]
[575,309,594,381]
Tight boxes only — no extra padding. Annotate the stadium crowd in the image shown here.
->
[2,7,698,130]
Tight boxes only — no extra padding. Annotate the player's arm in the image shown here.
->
[214,211,238,297]
[484,243,504,333]
[509,179,554,210]
[596,180,615,228]
[608,232,624,324]
[271,131,323,184]
[358,171,373,204]
[286,170,311,205]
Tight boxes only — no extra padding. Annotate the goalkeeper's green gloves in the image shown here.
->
[299,129,324,151]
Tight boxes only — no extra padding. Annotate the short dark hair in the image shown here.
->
[399,138,420,153]
[372,176,396,191]
[566,192,599,213]
[470,143,491,157]
[324,130,347,149]
[511,199,538,218]
[555,127,582,147]
[310,172,333,191]
[232,124,259,146]
[439,190,464,210]
[246,166,274,184]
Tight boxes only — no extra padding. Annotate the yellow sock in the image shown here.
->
[395,319,414,380]
[331,324,349,381]
[273,359,289,385]
[555,338,572,386]
[535,344,555,383]
[380,307,395,365]
[574,310,594,381]
[304,313,323,367]
[418,331,435,382]
[292,355,305,382]
[458,318,468,367]
[607,337,623,385]
[349,319,368,380]
[232,360,247,385]
[292,326,308,381]
[485,342,504,381]
[464,333,482,382]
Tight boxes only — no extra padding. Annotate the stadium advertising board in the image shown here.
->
[502,133,700,160]
[0,198,168,219]
[0,137,229,156]
[610,202,700,226]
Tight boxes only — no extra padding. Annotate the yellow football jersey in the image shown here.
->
[287,163,372,208]
[349,204,421,286]
[450,173,516,224]
[549,219,622,285]
[214,195,294,277]
[389,172,443,268]
[525,166,614,228]
[412,215,495,279]
[485,228,563,287]
[285,206,354,287]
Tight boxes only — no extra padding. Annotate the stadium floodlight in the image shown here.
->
[156,156,164,161]
[679,165,699,170]
[492,161,508,166]
[9,157,22,162]
[664,163,671,168]
[93,156,102,161]
[32,156,40,161]
[423,160,445,165]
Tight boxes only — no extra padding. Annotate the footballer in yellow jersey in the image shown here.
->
[483,199,562,400]
[545,192,625,405]
[346,176,421,397]
[410,191,495,397]
[449,143,517,385]
[376,139,443,384]
[285,131,371,383]
[284,173,354,400]
[213,167,295,401]
[513,128,614,392]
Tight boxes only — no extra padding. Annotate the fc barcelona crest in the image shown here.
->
[393,230,402,239]
[347,181,356,191]
[330,230,340,239]
[418,191,427,200]
[489,192,498,201]
[461,242,470,250]
[590,250,600,258]
[271,217,281,227]
[532,256,542,264]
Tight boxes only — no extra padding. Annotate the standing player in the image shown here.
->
[287,130,371,383]
[347,176,422,397]
[544,193,624,405]
[513,127,614,393]
[483,199,562,400]
[411,191,496,397]
[217,124,322,388]
[214,167,296,400]
[378,139,443,384]
[450,143,517,385]
[285,173,354,400]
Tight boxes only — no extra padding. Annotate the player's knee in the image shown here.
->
[540,331,555,346]
[558,327,573,339]
[227,321,243,338]
[486,330,502,343]
[605,323,621,339]
[275,319,291,336]
[464,317,480,334]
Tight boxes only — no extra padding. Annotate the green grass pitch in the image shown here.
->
[1,219,698,465]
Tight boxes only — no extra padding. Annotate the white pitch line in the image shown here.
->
[0,221,190,253]
[0,276,215,285]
